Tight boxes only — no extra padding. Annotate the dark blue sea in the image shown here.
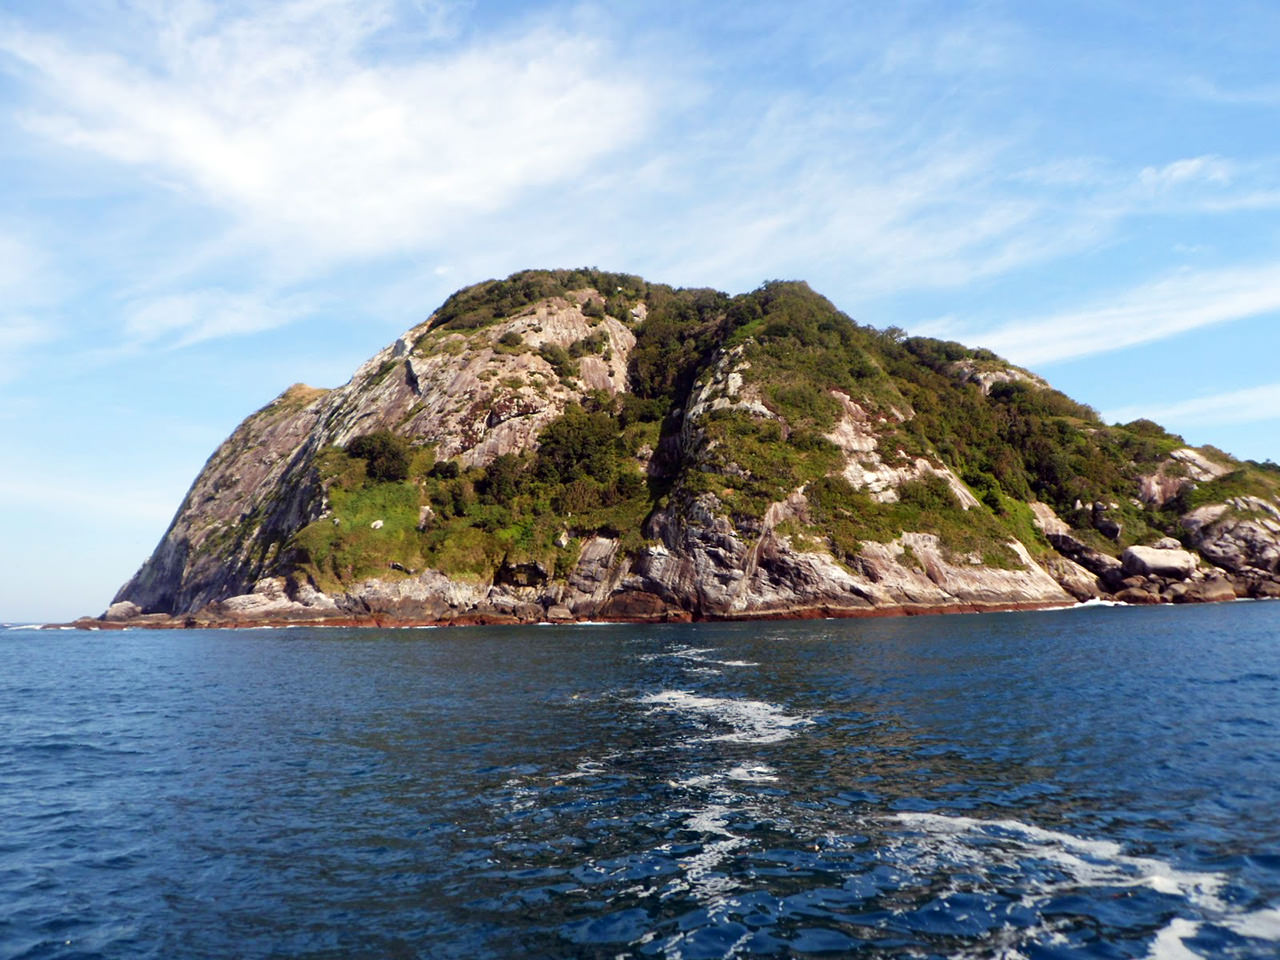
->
[2,602,1279,959]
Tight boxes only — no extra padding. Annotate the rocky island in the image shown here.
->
[84,269,1280,629]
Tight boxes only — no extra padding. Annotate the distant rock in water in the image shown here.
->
[91,269,1280,629]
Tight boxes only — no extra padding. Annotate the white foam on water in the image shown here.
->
[1225,906,1280,941]
[1145,918,1205,960]
[889,813,1280,955]
[638,689,814,744]
[893,813,1225,903]
[726,763,777,782]
[556,758,607,781]
[664,803,749,903]
[638,646,717,662]
[671,763,779,790]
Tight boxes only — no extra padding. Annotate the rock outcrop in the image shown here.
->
[1182,499,1280,574]
[84,269,1280,630]
[1121,546,1198,581]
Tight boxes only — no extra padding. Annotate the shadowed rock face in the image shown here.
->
[100,272,1280,628]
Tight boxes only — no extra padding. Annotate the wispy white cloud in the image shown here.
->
[1107,381,1280,428]
[123,289,313,348]
[0,1,654,266]
[1139,155,1234,189]
[0,231,58,380]
[920,262,1280,367]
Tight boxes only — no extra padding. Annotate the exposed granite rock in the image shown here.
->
[1122,546,1198,581]
[823,392,980,508]
[630,491,1071,619]
[103,600,142,622]
[112,295,637,616]
[1115,586,1163,604]
[1171,448,1233,483]
[945,360,1049,396]
[1045,532,1123,584]
[210,576,339,621]
[1136,449,1231,508]
[1028,502,1102,599]
[1182,498,1280,574]
[1037,555,1102,601]
[1174,577,1237,604]
[1091,502,1122,541]
[1029,501,1072,538]
[97,272,1276,630]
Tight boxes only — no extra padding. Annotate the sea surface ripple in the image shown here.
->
[1,601,1278,958]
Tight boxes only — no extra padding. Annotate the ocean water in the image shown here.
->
[1,602,1278,959]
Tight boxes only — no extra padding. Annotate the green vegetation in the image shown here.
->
[696,409,843,518]
[425,268,648,333]
[288,395,661,590]
[537,343,578,382]
[292,477,424,587]
[1175,465,1280,512]
[805,474,1025,570]
[345,431,411,483]
[271,268,1271,593]
[627,286,729,407]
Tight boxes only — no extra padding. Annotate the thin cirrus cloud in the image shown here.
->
[0,1,654,265]
[919,261,1280,368]
[0,232,56,379]
[1138,155,1234,189]
[123,290,314,349]
[1106,382,1280,429]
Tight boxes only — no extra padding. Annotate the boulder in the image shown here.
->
[598,590,674,620]
[1029,501,1071,537]
[1046,533,1122,578]
[103,600,142,622]
[1174,578,1237,604]
[1183,504,1280,574]
[1091,502,1122,541]
[1177,579,1231,603]
[1038,555,1100,601]
[1121,545,1197,581]
[1115,586,1162,604]
[1152,537,1182,550]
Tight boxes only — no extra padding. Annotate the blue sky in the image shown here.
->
[2,0,1278,622]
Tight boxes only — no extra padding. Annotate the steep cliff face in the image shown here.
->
[114,282,635,614]
[102,269,1280,627]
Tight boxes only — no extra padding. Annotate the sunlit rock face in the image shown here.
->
[99,270,1280,628]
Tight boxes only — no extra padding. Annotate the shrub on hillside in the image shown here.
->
[345,430,411,483]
